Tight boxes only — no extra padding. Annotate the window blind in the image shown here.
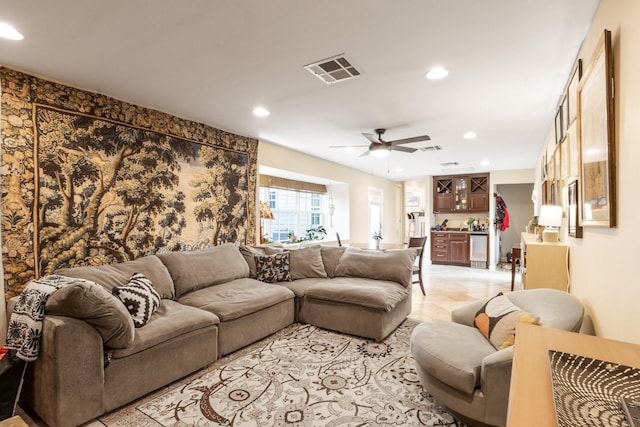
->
[259,175,327,194]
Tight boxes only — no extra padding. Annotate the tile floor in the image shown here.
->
[410,263,514,322]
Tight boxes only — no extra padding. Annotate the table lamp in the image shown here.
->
[259,201,274,244]
[538,205,563,242]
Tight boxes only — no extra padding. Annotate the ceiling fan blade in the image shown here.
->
[362,133,380,144]
[329,144,368,148]
[389,135,431,145]
[391,145,418,153]
[359,150,370,157]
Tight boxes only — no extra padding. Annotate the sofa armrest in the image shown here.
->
[451,299,484,326]
[480,346,515,426]
[23,315,105,427]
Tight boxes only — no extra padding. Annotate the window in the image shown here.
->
[259,187,323,242]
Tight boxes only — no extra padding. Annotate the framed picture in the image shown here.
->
[555,108,564,144]
[562,95,570,133]
[577,29,616,227]
[568,129,579,180]
[568,180,583,238]
[405,194,419,207]
[561,135,569,178]
[541,153,547,181]
[567,59,583,126]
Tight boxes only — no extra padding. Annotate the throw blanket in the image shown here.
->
[5,275,72,362]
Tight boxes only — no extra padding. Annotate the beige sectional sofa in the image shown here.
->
[12,243,416,427]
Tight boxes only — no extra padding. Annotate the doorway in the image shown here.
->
[495,183,534,262]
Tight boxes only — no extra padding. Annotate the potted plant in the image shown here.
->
[372,231,383,249]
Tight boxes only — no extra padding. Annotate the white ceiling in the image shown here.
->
[0,1,600,181]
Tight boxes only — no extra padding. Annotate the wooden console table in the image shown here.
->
[507,323,640,426]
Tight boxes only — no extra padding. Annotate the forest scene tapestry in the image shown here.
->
[35,106,249,276]
[0,67,258,299]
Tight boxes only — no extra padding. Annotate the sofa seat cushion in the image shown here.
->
[111,300,219,359]
[304,278,409,311]
[410,320,496,395]
[277,278,328,297]
[178,278,295,321]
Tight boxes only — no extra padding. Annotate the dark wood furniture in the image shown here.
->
[433,173,490,213]
[510,246,521,291]
[408,237,427,295]
[430,231,470,266]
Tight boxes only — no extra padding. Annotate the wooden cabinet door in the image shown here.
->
[434,178,454,212]
[448,234,470,265]
[469,174,490,212]
[453,177,468,211]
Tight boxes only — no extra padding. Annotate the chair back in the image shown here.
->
[408,236,427,261]
[336,232,342,247]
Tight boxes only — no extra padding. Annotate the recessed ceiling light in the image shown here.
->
[0,23,24,41]
[395,168,404,172]
[252,107,270,117]
[464,131,477,139]
[425,66,448,80]
[481,160,490,166]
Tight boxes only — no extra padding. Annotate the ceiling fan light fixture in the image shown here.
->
[369,145,391,158]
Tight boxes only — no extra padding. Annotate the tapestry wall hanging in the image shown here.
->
[0,67,258,299]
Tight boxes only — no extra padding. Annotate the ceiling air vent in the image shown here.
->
[440,161,459,166]
[304,54,361,84]
[419,145,442,152]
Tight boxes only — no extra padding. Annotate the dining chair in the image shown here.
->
[408,236,427,295]
[336,232,342,247]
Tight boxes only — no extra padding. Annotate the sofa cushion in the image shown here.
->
[239,245,284,278]
[157,243,250,298]
[304,278,409,311]
[334,247,416,287]
[288,245,327,280]
[112,273,161,328]
[45,276,135,348]
[320,245,346,278]
[474,293,540,350]
[110,299,219,359]
[255,252,291,283]
[178,278,294,321]
[55,255,175,299]
[411,320,496,395]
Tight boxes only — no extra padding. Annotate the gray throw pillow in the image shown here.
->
[157,243,250,298]
[288,245,327,280]
[334,247,416,287]
[46,276,135,348]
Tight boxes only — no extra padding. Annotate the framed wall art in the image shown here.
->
[567,59,583,126]
[561,135,569,179]
[577,29,616,227]
[568,180,583,238]
[555,108,564,144]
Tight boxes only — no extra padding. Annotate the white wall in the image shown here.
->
[537,0,640,343]
[258,142,404,246]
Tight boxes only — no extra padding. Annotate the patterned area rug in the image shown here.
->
[98,320,465,426]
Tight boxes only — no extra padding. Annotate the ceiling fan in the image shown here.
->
[331,128,431,158]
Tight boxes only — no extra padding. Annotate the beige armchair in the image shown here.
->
[410,289,584,426]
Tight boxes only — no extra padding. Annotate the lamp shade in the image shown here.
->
[538,205,562,227]
[259,201,274,220]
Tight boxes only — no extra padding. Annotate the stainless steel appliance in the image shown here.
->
[470,234,488,269]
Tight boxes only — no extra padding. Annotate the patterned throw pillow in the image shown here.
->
[255,252,291,283]
[474,293,540,350]
[112,273,161,328]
